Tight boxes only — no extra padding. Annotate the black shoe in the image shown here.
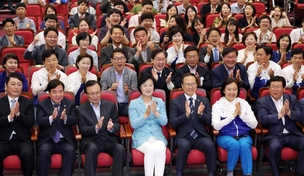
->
[9,6,15,11]
[0,6,4,10]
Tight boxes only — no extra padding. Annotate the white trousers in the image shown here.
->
[136,136,167,176]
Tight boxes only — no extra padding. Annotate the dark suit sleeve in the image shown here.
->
[21,74,28,92]
[23,46,36,60]
[65,101,78,126]
[68,16,77,29]
[240,66,250,90]
[128,48,137,64]
[18,36,24,46]
[199,67,212,91]
[16,97,35,128]
[89,15,96,30]
[36,102,53,128]
[100,48,111,67]
[171,69,183,88]
[59,49,68,66]
[255,97,279,126]
[169,98,189,129]
[199,97,212,125]
[211,68,222,88]
[109,101,119,133]
[298,98,304,125]
[199,47,207,63]
[288,96,303,125]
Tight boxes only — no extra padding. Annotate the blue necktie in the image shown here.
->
[213,48,219,62]
[53,104,60,143]
[10,99,16,110]
[188,97,198,139]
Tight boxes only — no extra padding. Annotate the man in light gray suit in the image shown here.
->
[128,26,160,71]
[0,18,24,51]
[100,48,137,116]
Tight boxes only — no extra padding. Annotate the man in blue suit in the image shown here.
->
[256,76,304,176]
[211,47,250,90]
[169,73,216,176]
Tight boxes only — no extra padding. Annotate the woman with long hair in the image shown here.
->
[220,18,242,46]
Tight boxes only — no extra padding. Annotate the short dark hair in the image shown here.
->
[78,18,90,27]
[256,44,273,59]
[46,79,65,92]
[133,26,148,37]
[77,0,89,6]
[259,15,271,25]
[151,48,167,59]
[107,8,122,19]
[111,48,126,58]
[138,74,156,94]
[243,4,256,18]
[220,78,240,97]
[42,49,58,62]
[2,53,19,69]
[76,32,92,45]
[291,48,304,57]
[110,24,125,35]
[84,80,101,93]
[142,0,153,7]
[44,27,58,37]
[76,53,94,71]
[276,34,291,51]
[191,17,204,33]
[114,0,125,7]
[242,32,257,45]
[181,72,199,85]
[140,12,154,22]
[222,47,238,57]
[2,18,15,27]
[184,45,199,57]
[168,26,184,41]
[44,14,58,22]
[206,27,221,38]
[269,76,286,88]
[5,72,23,85]
[44,4,58,16]
[15,3,26,10]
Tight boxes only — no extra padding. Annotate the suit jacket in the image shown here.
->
[69,13,96,30]
[128,44,160,71]
[24,44,68,66]
[100,66,138,91]
[199,46,224,69]
[169,94,212,146]
[0,95,34,143]
[200,3,221,18]
[36,97,77,147]
[99,44,130,68]
[76,100,120,153]
[171,64,212,91]
[211,63,250,90]
[255,94,304,141]
[0,34,24,51]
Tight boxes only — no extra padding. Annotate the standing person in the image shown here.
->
[36,80,77,176]
[76,80,126,176]
[129,74,168,176]
[256,76,304,176]
[212,78,257,176]
[0,72,35,176]
[170,73,217,176]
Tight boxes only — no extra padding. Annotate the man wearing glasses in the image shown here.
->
[169,72,217,176]
[100,48,137,116]
[255,76,304,176]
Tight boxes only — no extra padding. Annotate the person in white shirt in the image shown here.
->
[128,0,156,29]
[230,0,246,14]
[254,15,276,44]
[66,53,97,105]
[247,44,282,99]
[269,6,291,31]
[282,48,304,95]
[237,32,257,65]
[20,0,45,6]
[31,49,67,96]
[35,14,66,49]
[290,18,304,45]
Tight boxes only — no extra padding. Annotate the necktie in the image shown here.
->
[171,55,178,70]
[188,97,198,139]
[157,72,161,85]
[53,104,60,143]
[10,99,16,110]
[213,48,219,62]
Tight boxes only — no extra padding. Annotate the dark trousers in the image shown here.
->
[0,0,13,7]
[175,135,216,176]
[266,134,304,176]
[0,135,34,176]
[36,138,76,176]
[84,140,126,176]
[118,103,128,117]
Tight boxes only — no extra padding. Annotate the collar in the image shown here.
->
[224,64,235,72]
[113,43,123,49]
[51,100,61,106]
[184,93,197,101]
[270,95,283,103]
[187,64,197,71]
[90,101,101,108]
[8,95,19,103]
[115,68,125,76]
[153,67,162,74]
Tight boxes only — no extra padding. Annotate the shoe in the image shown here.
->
[9,6,15,11]
[0,6,4,10]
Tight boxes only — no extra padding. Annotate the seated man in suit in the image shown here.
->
[0,18,24,51]
[170,72,216,176]
[141,48,174,103]
[34,14,66,49]
[0,72,35,176]
[36,79,77,176]
[76,80,126,176]
[24,27,68,70]
[211,47,250,90]
[128,26,160,71]
[199,27,224,69]
[256,76,304,176]
[99,25,130,68]
[31,49,68,96]
[172,46,212,91]
[100,48,138,116]
[69,0,96,30]
[99,8,129,46]
[200,0,221,19]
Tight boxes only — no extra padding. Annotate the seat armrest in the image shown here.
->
[257,122,268,134]
[124,123,132,138]
[73,125,82,141]
[31,126,38,141]
[119,124,127,138]
[167,124,176,138]
[296,122,304,133]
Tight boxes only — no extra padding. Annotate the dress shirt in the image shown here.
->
[204,46,220,63]
[35,30,66,49]
[290,28,304,45]
[230,3,245,14]
[253,29,276,44]
[115,70,128,103]
[68,48,98,69]
[20,0,46,5]
[184,93,197,107]
[152,67,174,90]
[90,101,102,134]
[270,96,289,134]
[13,17,37,35]
[282,65,304,88]
[66,71,97,95]
[166,44,188,65]
[128,14,157,29]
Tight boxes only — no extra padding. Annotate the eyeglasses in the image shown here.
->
[87,91,101,96]
[112,56,126,61]
[153,57,166,62]
[270,85,283,89]
[183,82,197,87]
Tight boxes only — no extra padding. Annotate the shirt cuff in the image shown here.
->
[27,43,35,52]
[109,127,114,133]
[7,115,13,122]
[49,115,53,125]
[167,81,174,90]
[204,55,210,63]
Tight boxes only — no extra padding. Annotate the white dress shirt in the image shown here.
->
[66,70,97,95]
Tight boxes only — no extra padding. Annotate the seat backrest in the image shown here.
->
[210,87,246,106]
[65,65,98,75]
[259,87,292,98]
[38,91,75,101]
[252,2,266,15]
[154,14,166,27]
[28,66,44,93]
[273,27,294,40]
[266,42,278,51]
[26,4,42,16]
[170,88,206,102]
[205,13,219,27]
[292,43,304,49]
[232,43,246,51]
[53,4,68,15]
[14,29,34,46]
[80,90,117,105]
[129,89,166,103]
[96,15,104,29]
[96,3,102,16]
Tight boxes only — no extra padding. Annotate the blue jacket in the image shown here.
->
[219,116,251,137]
[0,71,28,92]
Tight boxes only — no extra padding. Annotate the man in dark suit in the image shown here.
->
[76,80,126,176]
[211,47,250,90]
[172,46,212,91]
[69,0,96,30]
[128,26,160,71]
[0,72,34,176]
[0,18,24,51]
[99,25,130,68]
[199,27,223,69]
[200,0,221,19]
[36,79,78,176]
[255,76,304,176]
[23,27,67,70]
[0,0,14,11]
[170,73,216,176]
[141,48,174,102]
